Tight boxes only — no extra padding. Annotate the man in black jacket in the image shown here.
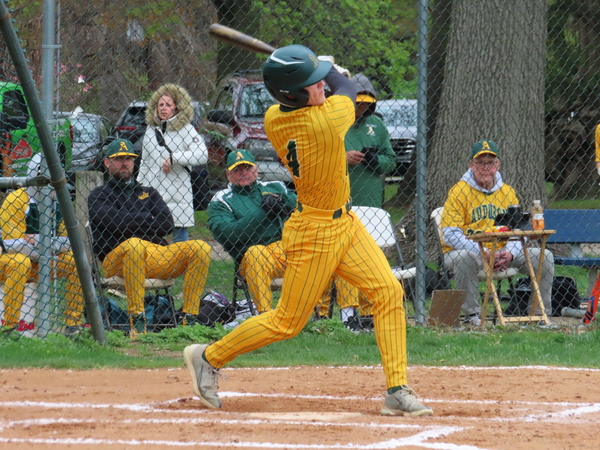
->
[88,139,211,338]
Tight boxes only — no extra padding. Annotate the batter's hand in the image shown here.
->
[333,64,351,79]
[346,150,364,165]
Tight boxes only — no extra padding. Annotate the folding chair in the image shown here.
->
[352,206,417,282]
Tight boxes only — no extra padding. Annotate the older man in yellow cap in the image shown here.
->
[88,139,211,338]
[439,140,555,326]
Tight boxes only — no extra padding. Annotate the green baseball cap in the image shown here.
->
[105,139,138,158]
[226,149,256,170]
[471,140,499,159]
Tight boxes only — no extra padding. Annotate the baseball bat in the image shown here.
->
[208,24,276,55]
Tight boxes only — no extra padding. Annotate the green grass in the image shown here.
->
[1,319,598,370]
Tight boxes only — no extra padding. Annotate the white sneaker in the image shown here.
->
[183,344,222,408]
[381,386,433,417]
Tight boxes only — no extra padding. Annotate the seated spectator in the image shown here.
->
[209,150,353,320]
[88,139,212,338]
[0,240,31,333]
[1,154,84,336]
[440,140,554,326]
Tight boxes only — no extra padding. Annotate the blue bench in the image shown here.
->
[545,209,600,291]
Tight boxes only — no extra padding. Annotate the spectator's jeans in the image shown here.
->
[172,227,189,243]
[443,248,554,316]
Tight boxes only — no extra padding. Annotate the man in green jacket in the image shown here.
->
[345,73,396,207]
[208,150,297,313]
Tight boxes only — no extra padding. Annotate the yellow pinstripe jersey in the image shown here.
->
[265,95,355,210]
[440,180,519,252]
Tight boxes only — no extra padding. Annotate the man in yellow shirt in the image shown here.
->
[440,140,554,325]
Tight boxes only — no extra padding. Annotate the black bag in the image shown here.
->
[551,276,582,315]
[97,293,175,329]
[506,276,581,317]
[190,166,212,211]
[195,291,236,327]
[144,293,176,327]
[404,266,451,300]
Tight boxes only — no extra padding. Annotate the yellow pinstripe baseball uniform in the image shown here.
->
[0,253,31,328]
[1,188,85,327]
[205,94,408,389]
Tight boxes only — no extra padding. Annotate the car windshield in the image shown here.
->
[378,101,417,128]
[121,106,146,126]
[239,84,275,119]
[71,117,98,143]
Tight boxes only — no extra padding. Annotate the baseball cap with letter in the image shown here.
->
[105,139,138,158]
[471,140,499,159]
[227,149,256,171]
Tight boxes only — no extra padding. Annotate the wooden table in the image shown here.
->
[466,230,555,326]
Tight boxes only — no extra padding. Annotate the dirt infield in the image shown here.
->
[0,364,599,449]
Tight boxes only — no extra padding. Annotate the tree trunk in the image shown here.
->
[426,0,452,147]
[428,0,547,211]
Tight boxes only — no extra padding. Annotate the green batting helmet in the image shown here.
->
[262,44,332,108]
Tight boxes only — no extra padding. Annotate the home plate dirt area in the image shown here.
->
[0,365,599,449]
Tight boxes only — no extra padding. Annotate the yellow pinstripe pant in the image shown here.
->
[205,206,407,389]
[319,278,373,316]
[1,253,31,328]
[29,252,85,327]
[103,238,211,315]
[241,241,334,314]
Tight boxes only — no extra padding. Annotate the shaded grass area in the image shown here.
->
[1,320,599,370]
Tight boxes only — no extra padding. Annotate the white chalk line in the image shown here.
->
[1,394,595,411]
[0,395,595,450]
[0,426,484,450]
[3,364,599,374]
[1,364,598,449]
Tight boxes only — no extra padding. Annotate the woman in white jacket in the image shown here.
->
[138,84,208,242]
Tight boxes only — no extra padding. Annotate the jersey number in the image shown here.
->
[286,140,300,177]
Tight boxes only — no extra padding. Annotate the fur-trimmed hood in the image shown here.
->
[145,83,194,131]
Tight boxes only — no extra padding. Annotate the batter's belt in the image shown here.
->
[297,199,352,219]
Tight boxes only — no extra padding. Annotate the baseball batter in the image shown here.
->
[184,44,432,416]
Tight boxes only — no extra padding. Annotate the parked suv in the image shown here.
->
[376,99,417,177]
[204,70,292,186]
[56,108,113,171]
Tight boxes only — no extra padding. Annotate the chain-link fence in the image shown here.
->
[0,0,598,338]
